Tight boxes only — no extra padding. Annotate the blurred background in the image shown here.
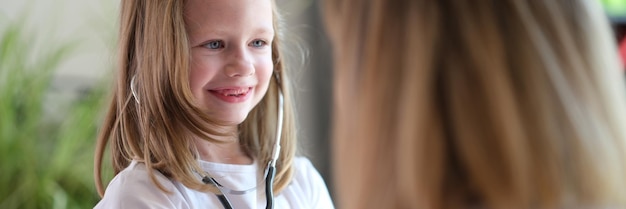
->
[0,0,624,208]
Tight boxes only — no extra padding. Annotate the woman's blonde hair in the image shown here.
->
[325,0,626,208]
[94,0,297,196]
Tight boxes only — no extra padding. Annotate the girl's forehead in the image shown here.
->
[183,0,273,27]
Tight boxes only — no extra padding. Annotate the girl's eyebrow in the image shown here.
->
[199,27,273,37]
[199,29,227,36]
[190,27,275,45]
[252,27,275,36]
[188,29,225,46]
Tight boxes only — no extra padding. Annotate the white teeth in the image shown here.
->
[219,88,248,96]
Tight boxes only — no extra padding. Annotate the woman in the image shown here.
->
[325,0,626,208]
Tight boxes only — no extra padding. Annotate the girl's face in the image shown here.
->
[185,0,274,125]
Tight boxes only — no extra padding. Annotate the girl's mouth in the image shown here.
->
[212,88,249,97]
[209,87,252,103]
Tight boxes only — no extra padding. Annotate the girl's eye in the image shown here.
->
[250,40,267,48]
[203,40,224,49]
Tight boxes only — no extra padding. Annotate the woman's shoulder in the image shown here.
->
[94,161,189,209]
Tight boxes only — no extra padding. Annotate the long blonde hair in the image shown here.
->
[325,0,626,208]
[94,0,297,196]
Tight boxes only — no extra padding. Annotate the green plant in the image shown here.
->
[603,0,626,17]
[0,16,109,209]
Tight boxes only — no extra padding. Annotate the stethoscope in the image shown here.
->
[130,75,284,209]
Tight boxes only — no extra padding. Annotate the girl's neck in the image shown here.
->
[193,132,253,165]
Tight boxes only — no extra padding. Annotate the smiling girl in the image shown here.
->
[93,0,333,208]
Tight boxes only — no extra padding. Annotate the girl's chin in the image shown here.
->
[210,114,250,126]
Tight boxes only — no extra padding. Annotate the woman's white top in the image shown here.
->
[94,157,334,209]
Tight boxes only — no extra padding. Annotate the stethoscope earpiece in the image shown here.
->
[130,75,140,105]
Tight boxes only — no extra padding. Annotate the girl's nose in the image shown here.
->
[224,48,254,77]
